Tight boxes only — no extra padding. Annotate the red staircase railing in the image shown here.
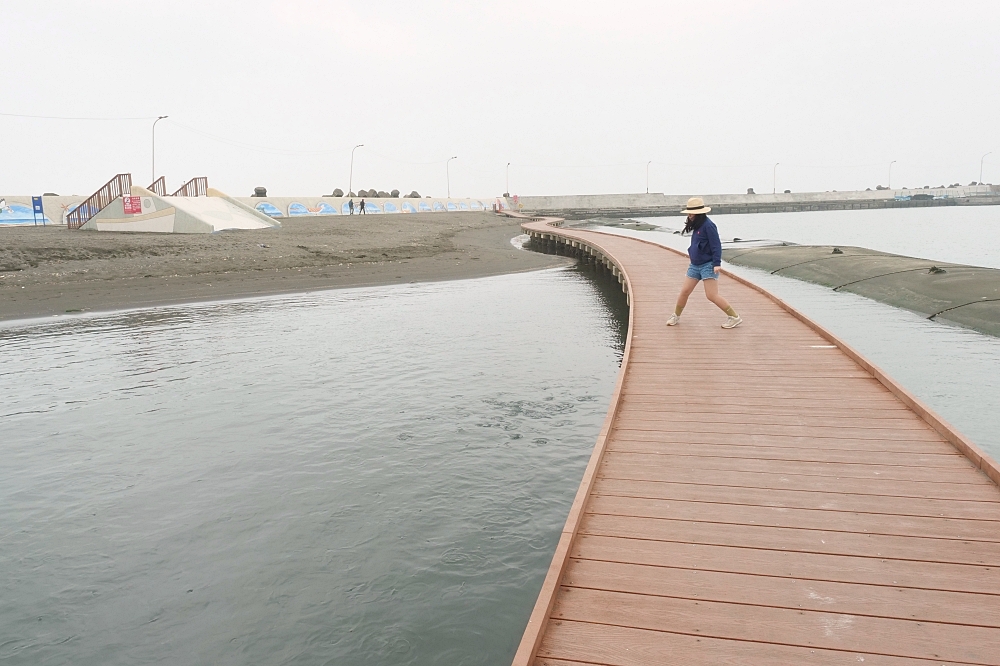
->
[147,176,167,196]
[171,177,208,197]
[67,173,132,230]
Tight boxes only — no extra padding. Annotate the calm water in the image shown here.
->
[0,268,626,665]
[590,208,1000,461]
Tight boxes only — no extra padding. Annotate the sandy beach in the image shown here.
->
[0,212,569,322]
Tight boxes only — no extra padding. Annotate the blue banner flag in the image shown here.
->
[31,196,44,226]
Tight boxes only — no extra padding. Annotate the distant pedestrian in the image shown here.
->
[665,197,742,329]
[359,199,366,215]
[348,199,355,215]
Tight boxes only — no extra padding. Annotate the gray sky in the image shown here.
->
[3,1,999,198]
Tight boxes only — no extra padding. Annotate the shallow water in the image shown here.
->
[0,267,626,665]
[637,205,1000,268]
[587,217,1000,462]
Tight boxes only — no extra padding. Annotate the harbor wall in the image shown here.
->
[512,185,1000,218]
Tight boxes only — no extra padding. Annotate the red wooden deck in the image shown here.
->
[513,218,1000,665]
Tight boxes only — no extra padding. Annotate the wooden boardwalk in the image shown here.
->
[513,218,1000,665]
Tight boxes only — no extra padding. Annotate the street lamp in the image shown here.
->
[349,144,363,195]
[447,156,458,198]
[152,115,168,183]
[981,152,993,186]
[773,162,779,195]
[646,160,652,194]
[888,160,896,190]
[506,162,511,196]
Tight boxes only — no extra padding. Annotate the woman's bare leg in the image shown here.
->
[674,277,700,314]
[702,278,732,312]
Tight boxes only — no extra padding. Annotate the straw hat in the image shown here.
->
[681,197,711,214]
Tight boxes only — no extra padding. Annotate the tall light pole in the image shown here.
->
[349,144,363,195]
[888,160,896,190]
[506,162,511,196]
[152,115,168,184]
[773,162,779,195]
[981,152,993,186]
[447,156,458,198]
[646,160,652,194]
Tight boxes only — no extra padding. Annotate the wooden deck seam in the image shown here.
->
[558,581,1000,629]
[588,491,1000,520]
[582,509,1000,543]
[574,530,1000,566]
[566,555,1000,596]
[606,448,967,463]
[597,474,997,500]
[539,614,991,665]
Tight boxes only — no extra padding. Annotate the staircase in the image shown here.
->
[171,177,208,197]
[147,176,167,196]
[66,174,132,230]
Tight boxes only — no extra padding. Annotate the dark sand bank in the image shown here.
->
[0,212,569,321]
[724,244,1000,336]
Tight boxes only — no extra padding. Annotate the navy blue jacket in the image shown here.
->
[688,217,723,266]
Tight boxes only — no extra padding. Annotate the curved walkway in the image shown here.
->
[513,217,1000,665]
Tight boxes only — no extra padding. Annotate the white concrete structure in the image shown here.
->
[80,187,279,233]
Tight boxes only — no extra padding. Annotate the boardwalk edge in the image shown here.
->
[510,216,635,665]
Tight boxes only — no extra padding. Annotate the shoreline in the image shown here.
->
[0,213,571,322]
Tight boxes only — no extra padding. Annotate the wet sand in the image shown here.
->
[0,212,569,322]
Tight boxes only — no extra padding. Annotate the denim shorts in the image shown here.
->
[686,262,718,281]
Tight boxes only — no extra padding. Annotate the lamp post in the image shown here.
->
[506,162,511,196]
[151,115,168,183]
[447,156,458,198]
[981,152,993,186]
[349,144,363,195]
[888,160,896,190]
[773,162,779,195]
[646,160,652,194]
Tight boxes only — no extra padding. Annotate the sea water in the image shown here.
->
[0,267,626,666]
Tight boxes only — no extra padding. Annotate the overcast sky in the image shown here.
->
[3,1,999,198]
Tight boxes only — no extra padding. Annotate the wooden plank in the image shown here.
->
[598,461,1000,500]
[586,493,1000,542]
[614,430,954,451]
[614,409,936,429]
[562,558,1000,627]
[608,441,966,465]
[580,513,1000,566]
[601,451,984,483]
[591,477,1000,521]
[612,420,943,441]
[612,430,954,453]
[537,620,953,666]
[550,587,1000,664]
[573,534,1000,595]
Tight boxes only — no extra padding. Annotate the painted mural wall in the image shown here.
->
[237,196,503,218]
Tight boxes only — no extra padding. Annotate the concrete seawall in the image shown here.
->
[514,186,1000,219]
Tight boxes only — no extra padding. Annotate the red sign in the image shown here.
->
[123,196,142,215]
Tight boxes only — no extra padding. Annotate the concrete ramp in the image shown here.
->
[81,187,279,233]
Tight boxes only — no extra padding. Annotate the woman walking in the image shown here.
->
[665,197,742,329]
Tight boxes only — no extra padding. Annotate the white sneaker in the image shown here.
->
[666,314,681,326]
[722,315,743,329]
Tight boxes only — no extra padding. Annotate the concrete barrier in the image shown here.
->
[513,186,1000,218]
